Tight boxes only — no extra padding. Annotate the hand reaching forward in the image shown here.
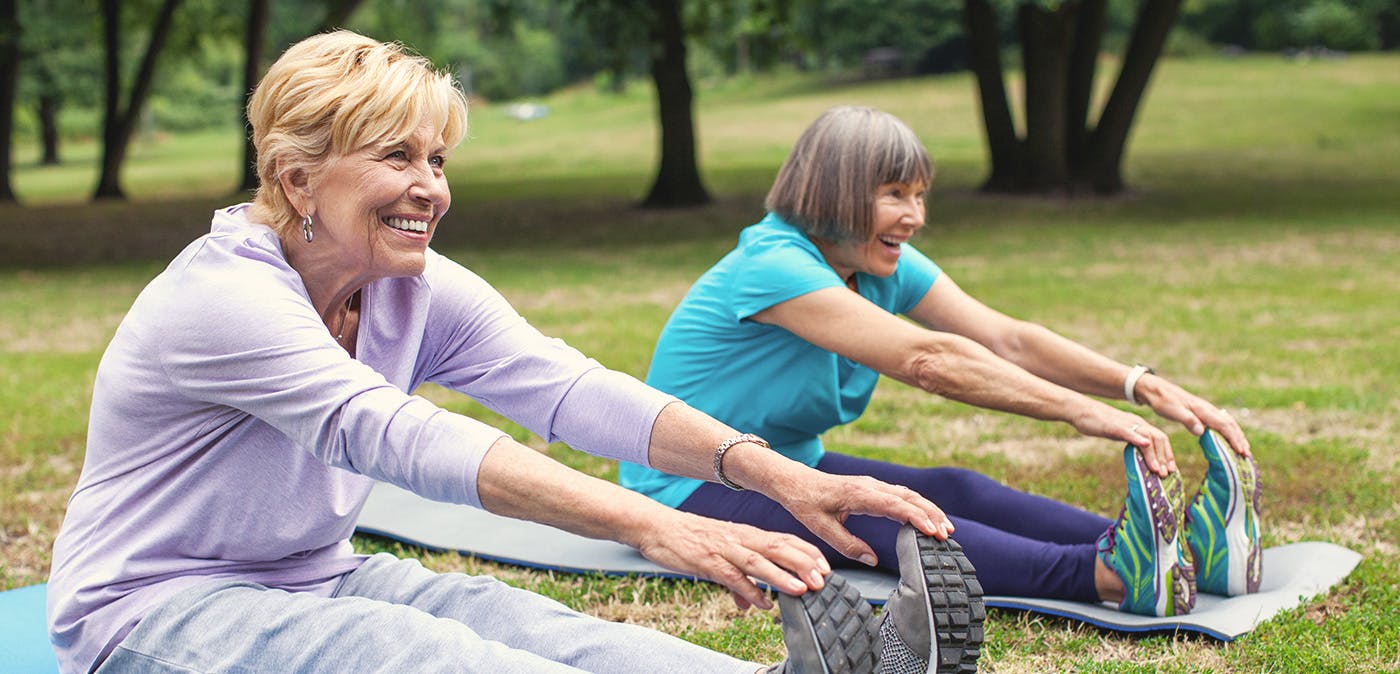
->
[769,470,955,568]
[632,510,831,610]
[1135,373,1252,459]
[1072,401,1178,476]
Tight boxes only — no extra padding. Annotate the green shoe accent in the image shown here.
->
[1186,429,1262,595]
[1097,445,1196,617]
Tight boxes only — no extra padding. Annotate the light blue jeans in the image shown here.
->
[95,553,761,673]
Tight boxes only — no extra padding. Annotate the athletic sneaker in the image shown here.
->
[768,526,984,674]
[1096,444,1196,617]
[874,526,984,674]
[769,572,879,674]
[1185,429,1263,596]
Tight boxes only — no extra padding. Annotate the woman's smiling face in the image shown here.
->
[819,181,927,282]
[309,119,452,280]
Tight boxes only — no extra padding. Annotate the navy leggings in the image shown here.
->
[680,452,1110,602]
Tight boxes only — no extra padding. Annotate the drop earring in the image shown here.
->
[302,213,314,243]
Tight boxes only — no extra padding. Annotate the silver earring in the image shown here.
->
[302,213,314,243]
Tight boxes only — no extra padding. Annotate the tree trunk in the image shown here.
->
[1065,0,1106,177]
[962,0,1021,192]
[1018,3,1074,192]
[0,0,19,203]
[236,0,364,195]
[94,0,182,201]
[962,0,1180,197]
[1082,0,1182,194]
[96,0,127,200]
[239,0,269,194]
[642,0,709,208]
[39,93,60,165]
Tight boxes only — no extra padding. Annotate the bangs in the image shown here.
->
[872,123,933,191]
[333,60,468,155]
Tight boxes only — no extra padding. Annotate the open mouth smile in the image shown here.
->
[384,216,429,233]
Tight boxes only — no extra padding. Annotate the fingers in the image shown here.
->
[1196,404,1252,458]
[803,515,882,567]
[1122,416,1175,476]
[637,514,832,610]
[790,476,957,567]
[1147,378,1253,459]
[709,528,835,608]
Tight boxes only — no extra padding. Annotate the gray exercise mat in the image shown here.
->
[356,482,1360,641]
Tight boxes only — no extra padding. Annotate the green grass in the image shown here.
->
[3,54,1399,671]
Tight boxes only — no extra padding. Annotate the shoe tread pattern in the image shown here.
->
[917,537,984,674]
[791,573,878,673]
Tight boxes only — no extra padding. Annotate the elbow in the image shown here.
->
[988,319,1033,362]
[905,344,957,397]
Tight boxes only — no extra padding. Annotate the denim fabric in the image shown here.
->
[95,554,759,673]
[682,452,1111,603]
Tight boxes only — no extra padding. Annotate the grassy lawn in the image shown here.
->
[3,53,1398,671]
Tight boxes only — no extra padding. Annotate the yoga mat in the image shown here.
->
[0,584,59,674]
[357,481,1361,641]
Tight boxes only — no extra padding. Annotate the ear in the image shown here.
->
[278,165,314,217]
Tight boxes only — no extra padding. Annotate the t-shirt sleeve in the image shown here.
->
[730,238,846,321]
[415,254,675,466]
[893,244,943,314]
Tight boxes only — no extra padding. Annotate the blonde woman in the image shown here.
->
[47,35,974,674]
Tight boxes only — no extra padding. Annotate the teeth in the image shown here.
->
[385,217,428,233]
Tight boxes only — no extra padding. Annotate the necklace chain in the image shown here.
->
[335,292,355,342]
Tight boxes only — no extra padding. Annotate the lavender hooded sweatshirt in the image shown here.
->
[47,204,675,673]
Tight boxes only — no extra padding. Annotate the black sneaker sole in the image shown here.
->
[916,536,984,674]
[778,572,878,674]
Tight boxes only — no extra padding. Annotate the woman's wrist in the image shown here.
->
[1123,364,1155,405]
[712,437,806,497]
[713,433,769,490]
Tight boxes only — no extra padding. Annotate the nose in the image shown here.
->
[408,161,449,207]
[905,195,925,227]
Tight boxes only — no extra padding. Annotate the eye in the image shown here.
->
[429,155,446,169]
[385,149,408,161]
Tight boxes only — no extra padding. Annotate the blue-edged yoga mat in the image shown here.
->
[0,583,59,674]
[355,481,1362,641]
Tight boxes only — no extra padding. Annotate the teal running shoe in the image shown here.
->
[1096,445,1196,617]
[1186,429,1262,596]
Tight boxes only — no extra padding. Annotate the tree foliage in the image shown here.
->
[4,0,1397,207]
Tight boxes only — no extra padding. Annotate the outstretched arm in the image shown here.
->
[477,435,825,610]
[644,401,955,568]
[907,275,1250,458]
[750,284,1181,475]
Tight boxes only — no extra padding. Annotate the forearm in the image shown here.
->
[994,321,1137,401]
[476,436,680,548]
[905,333,1111,426]
[644,401,815,499]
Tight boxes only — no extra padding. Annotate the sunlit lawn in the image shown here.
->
[3,53,1398,672]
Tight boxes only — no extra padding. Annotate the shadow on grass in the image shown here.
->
[1,156,1393,269]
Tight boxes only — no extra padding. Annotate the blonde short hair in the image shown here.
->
[765,106,933,242]
[247,31,469,234]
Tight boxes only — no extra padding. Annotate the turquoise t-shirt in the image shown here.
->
[620,213,942,507]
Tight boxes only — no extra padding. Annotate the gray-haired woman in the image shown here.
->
[622,105,1261,620]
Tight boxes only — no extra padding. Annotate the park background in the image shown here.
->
[1,1,1397,671]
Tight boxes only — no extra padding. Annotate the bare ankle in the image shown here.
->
[1095,556,1125,603]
